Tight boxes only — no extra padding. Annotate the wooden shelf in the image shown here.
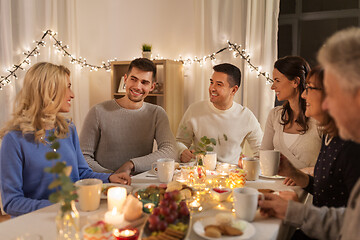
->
[111,60,184,134]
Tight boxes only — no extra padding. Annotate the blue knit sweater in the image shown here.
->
[0,123,110,216]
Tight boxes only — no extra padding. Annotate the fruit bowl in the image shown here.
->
[210,187,232,202]
[141,191,191,240]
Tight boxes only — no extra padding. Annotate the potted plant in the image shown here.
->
[142,44,152,59]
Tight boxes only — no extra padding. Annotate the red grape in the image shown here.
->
[148,223,157,232]
[152,207,160,216]
[164,192,173,200]
[159,199,168,208]
[179,205,190,216]
[179,201,187,208]
[165,214,176,224]
[169,201,178,211]
[160,206,170,216]
[172,190,181,201]
[157,220,168,231]
[148,214,160,226]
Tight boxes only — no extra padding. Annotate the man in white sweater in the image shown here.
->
[176,63,263,164]
[80,58,176,174]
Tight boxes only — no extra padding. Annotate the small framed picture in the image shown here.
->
[117,76,126,93]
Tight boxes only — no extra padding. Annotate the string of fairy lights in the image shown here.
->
[0,29,273,90]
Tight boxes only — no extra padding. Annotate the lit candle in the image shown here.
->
[104,207,124,227]
[108,187,127,212]
[113,227,139,240]
[143,203,155,213]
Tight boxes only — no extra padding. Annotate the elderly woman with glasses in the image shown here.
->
[261,56,322,175]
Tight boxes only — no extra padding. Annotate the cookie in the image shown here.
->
[204,227,222,238]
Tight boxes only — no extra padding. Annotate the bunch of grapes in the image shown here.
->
[147,190,190,232]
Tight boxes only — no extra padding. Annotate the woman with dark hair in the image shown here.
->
[261,56,321,174]
[267,66,360,240]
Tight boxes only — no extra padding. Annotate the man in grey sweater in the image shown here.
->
[259,27,360,240]
[80,58,177,174]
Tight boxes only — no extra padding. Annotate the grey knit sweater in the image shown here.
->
[79,100,177,173]
[284,178,360,240]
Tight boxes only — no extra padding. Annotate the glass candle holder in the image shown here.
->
[143,203,155,214]
[226,169,246,189]
[113,228,139,240]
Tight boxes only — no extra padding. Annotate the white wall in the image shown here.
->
[76,0,199,108]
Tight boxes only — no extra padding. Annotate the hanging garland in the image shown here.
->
[0,29,273,90]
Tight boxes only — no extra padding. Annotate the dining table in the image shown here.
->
[0,170,306,240]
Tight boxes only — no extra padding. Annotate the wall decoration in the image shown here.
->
[0,29,273,90]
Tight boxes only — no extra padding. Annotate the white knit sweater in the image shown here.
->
[176,100,263,165]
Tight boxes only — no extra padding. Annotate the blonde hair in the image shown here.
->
[318,27,360,94]
[0,62,71,143]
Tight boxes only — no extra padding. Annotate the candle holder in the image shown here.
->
[113,227,139,240]
[143,202,155,213]
[226,169,246,189]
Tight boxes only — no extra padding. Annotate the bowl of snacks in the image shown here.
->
[210,187,232,202]
[82,220,114,240]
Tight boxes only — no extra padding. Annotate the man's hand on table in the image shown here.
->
[237,153,246,168]
[180,149,195,163]
[109,172,131,185]
[258,193,288,220]
[115,161,134,175]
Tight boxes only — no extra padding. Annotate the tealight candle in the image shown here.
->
[108,187,127,212]
[104,207,124,227]
[143,203,155,213]
[113,227,139,240]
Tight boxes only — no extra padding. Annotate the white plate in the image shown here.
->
[259,174,285,179]
[193,216,255,240]
[101,183,133,199]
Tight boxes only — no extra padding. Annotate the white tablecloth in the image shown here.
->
[0,172,304,240]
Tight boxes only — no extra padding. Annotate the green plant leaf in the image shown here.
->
[47,135,56,142]
[223,134,228,141]
[210,138,216,145]
[52,162,66,173]
[49,192,61,203]
[50,142,60,150]
[206,146,213,151]
[45,152,60,160]
[48,179,61,189]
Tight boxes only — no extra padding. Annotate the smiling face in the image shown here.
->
[209,71,238,110]
[59,75,74,113]
[322,67,360,141]
[271,68,299,102]
[124,67,155,103]
[300,76,325,122]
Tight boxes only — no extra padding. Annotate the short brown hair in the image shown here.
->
[127,58,156,81]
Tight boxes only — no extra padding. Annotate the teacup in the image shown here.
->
[243,157,260,181]
[203,152,217,171]
[75,178,103,211]
[151,158,175,183]
[260,150,280,176]
[233,187,264,222]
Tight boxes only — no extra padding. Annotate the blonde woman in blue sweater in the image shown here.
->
[0,62,130,217]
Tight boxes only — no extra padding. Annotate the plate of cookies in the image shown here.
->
[193,212,255,239]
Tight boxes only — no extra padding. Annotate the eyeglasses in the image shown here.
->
[304,85,323,94]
